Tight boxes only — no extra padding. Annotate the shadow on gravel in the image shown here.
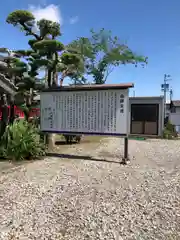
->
[47,152,121,164]
[55,141,78,145]
[55,139,99,145]
[0,158,8,162]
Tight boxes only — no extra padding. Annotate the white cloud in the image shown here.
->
[28,4,63,24]
[69,16,79,24]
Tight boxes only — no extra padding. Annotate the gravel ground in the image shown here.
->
[0,138,180,240]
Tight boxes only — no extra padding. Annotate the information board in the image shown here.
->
[40,89,129,136]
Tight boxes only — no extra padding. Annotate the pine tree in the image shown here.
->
[6,10,82,87]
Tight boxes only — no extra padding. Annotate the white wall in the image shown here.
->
[175,107,180,114]
[169,113,180,126]
[166,105,180,115]
[168,107,180,130]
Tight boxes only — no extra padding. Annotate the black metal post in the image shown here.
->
[121,136,129,164]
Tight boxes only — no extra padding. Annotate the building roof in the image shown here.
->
[171,100,180,107]
[42,83,134,92]
[130,96,164,100]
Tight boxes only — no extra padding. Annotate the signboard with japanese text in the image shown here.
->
[40,89,129,136]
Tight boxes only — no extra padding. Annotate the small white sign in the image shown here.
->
[40,89,129,136]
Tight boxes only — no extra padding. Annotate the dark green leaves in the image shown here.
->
[37,19,61,38]
[28,39,39,49]
[61,53,81,65]
[33,40,64,53]
[6,10,35,26]
[68,28,147,84]
[14,50,34,57]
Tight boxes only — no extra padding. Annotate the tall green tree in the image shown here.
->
[68,28,147,84]
[0,48,27,128]
[0,47,45,122]
[12,49,46,121]
[6,10,82,88]
[6,10,83,147]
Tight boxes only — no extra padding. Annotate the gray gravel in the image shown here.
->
[0,138,180,239]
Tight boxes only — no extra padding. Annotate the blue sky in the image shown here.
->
[0,0,180,99]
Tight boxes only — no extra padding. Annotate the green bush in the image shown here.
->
[0,120,46,161]
[163,121,177,139]
[0,144,7,158]
[163,128,173,139]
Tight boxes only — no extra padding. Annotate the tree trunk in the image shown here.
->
[23,88,33,123]
[24,98,30,122]
[60,78,63,87]
[52,71,58,86]
[9,96,15,125]
[24,108,30,122]
[47,70,52,88]
[59,70,67,87]
[0,94,8,138]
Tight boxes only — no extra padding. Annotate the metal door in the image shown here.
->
[131,104,159,135]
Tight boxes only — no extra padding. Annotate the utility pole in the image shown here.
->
[169,88,173,113]
[161,74,171,123]
[170,88,173,102]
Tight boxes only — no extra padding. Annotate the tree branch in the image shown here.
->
[21,22,41,40]
[104,65,114,82]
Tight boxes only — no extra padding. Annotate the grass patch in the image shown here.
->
[55,134,64,141]
[128,136,146,141]
[82,135,105,143]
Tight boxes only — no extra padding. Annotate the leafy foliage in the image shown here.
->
[0,120,46,160]
[70,75,88,85]
[6,10,147,87]
[6,10,35,26]
[163,121,177,139]
[61,52,80,65]
[68,28,147,84]
[37,19,61,38]
[7,10,64,87]
[14,49,34,57]
[6,10,86,88]
[33,40,64,53]
[28,39,39,49]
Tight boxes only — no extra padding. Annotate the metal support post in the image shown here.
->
[121,136,129,164]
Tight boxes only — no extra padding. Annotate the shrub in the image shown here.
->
[0,145,7,159]
[0,120,46,161]
[163,121,177,139]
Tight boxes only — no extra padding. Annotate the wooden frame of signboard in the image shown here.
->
[40,83,134,164]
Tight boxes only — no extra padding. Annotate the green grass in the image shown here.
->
[55,134,64,141]
[82,135,104,143]
[128,136,146,141]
